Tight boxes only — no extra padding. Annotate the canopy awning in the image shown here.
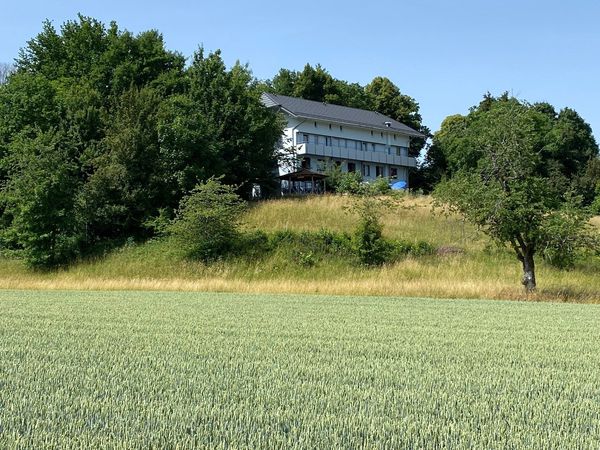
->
[277,168,327,181]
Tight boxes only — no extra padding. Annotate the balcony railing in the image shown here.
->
[294,143,416,168]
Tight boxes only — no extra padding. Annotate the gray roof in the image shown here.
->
[261,92,424,138]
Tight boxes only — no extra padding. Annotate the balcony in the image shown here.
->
[294,143,416,168]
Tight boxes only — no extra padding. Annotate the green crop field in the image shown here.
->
[1,291,599,448]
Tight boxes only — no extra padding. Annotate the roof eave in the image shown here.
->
[290,113,425,138]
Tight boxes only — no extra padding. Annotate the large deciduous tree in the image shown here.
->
[434,99,598,291]
[423,93,598,196]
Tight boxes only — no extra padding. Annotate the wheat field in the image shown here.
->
[2,290,599,448]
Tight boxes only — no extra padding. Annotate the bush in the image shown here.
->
[337,171,364,195]
[370,177,392,195]
[235,230,272,259]
[170,178,246,261]
[353,213,390,266]
[541,196,599,269]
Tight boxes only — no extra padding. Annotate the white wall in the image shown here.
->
[278,116,413,183]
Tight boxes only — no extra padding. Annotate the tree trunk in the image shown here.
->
[521,251,536,292]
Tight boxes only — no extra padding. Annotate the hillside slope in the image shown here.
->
[0,195,598,302]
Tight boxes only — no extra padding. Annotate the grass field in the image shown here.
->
[1,290,600,448]
[0,195,598,302]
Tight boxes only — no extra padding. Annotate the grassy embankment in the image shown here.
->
[0,195,599,302]
[2,290,599,448]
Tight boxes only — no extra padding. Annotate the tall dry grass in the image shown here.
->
[1,194,599,302]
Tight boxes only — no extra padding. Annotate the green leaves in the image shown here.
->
[170,178,247,261]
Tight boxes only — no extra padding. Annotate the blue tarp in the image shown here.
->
[390,181,408,190]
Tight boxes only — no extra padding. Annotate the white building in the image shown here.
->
[261,93,424,187]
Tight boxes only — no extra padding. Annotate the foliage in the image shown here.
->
[370,176,392,195]
[1,129,82,268]
[425,93,599,198]
[349,194,392,265]
[433,99,599,290]
[336,171,364,194]
[0,16,284,266]
[170,178,246,261]
[540,195,600,269]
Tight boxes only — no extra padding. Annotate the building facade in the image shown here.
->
[261,93,423,186]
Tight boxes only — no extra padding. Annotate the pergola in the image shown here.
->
[278,168,328,195]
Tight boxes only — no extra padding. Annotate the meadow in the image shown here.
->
[1,290,599,448]
[0,195,598,302]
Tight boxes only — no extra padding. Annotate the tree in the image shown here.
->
[170,178,246,261]
[0,16,186,262]
[365,77,429,158]
[434,100,598,291]
[2,129,82,268]
[425,93,599,197]
[181,48,283,198]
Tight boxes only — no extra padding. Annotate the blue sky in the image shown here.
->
[1,0,599,138]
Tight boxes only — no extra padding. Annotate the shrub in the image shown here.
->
[170,178,246,261]
[541,201,598,269]
[370,177,392,195]
[235,230,272,259]
[389,240,435,260]
[337,171,364,195]
[353,212,390,266]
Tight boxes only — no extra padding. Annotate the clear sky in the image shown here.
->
[1,0,599,137]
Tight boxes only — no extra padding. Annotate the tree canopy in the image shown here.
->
[0,16,283,267]
[422,93,599,196]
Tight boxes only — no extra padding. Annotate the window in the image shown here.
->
[302,133,309,143]
[314,121,318,127]
[302,157,311,169]
[362,164,371,177]
[339,126,343,131]
[325,136,332,146]
[329,124,332,129]
[347,162,356,173]
[370,130,374,136]
[395,146,409,156]
[361,142,368,151]
[390,167,398,179]
[371,143,376,152]
[376,166,384,177]
[393,134,397,140]
[381,132,384,138]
